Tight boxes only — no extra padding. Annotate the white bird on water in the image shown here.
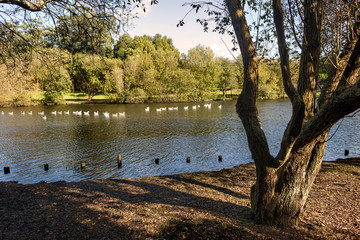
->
[21,111,25,115]
[145,107,150,112]
[38,111,44,115]
[51,111,57,115]
[1,111,4,115]
[57,111,62,115]
[94,111,99,116]
[8,112,13,115]
[64,110,70,115]
[42,115,47,120]
[27,111,32,115]
[118,112,126,117]
[112,113,118,118]
[83,111,90,116]
[184,106,188,110]
[73,110,82,116]
[103,112,110,118]
[204,103,211,109]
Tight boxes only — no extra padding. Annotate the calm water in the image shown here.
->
[0,100,359,184]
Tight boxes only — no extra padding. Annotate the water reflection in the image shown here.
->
[0,100,359,184]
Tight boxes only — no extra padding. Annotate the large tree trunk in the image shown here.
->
[226,0,360,225]
[250,136,328,225]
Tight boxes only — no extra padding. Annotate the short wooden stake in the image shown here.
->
[186,157,191,163]
[345,149,349,156]
[218,155,223,162]
[4,167,10,174]
[118,154,122,168]
[81,162,86,170]
[44,164,49,171]
[155,158,160,164]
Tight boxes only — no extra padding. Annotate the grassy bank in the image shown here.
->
[0,158,359,239]
[63,92,110,102]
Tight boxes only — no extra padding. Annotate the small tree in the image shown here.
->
[185,44,220,100]
[218,57,239,98]
[69,54,108,101]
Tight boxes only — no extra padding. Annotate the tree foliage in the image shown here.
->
[32,48,72,104]
[68,54,123,101]
[55,8,114,55]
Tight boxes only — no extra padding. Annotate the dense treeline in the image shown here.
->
[0,19,289,106]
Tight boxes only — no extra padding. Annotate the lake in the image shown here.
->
[1,100,359,184]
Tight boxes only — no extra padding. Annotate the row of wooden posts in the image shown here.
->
[2,149,353,174]
[2,154,224,174]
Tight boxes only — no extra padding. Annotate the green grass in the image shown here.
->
[215,89,241,100]
[64,92,110,102]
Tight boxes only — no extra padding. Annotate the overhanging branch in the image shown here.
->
[295,85,360,150]
[0,0,56,11]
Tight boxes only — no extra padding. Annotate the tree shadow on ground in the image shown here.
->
[164,174,249,200]
[0,167,328,239]
[64,177,251,221]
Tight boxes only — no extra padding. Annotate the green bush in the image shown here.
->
[12,93,33,106]
[126,88,147,103]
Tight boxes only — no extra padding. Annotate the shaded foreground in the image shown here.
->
[0,160,359,239]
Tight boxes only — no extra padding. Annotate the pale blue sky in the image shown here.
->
[126,0,251,59]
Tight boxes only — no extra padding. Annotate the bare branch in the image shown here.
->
[318,16,360,108]
[286,0,302,49]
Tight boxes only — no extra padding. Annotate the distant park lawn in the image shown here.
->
[63,89,242,103]
[216,89,241,100]
[64,92,110,102]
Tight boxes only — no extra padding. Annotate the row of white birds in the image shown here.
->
[1,110,126,120]
[153,103,222,112]
[1,104,222,120]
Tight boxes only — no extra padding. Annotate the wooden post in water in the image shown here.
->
[186,157,191,163]
[81,162,86,170]
[218,155,223,162]
[155,158,160,164]
[118,154,122,168]
[345,149,349,156]
[44,164,49,171]
[4,167,10,174]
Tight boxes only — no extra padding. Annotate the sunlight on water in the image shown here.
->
[0,100,359,184]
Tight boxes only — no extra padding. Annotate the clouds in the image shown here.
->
[126,0,240,60]
[210,41,237,59]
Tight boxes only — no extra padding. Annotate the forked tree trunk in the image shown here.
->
[250,137,328,225]
[226,0,360,226]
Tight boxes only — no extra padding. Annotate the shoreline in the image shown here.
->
[0,96,291,108]
[1,159,359,239]
[1,158,357,186]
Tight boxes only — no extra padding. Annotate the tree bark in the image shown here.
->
[225,0,276,170]
[251,136,328,225]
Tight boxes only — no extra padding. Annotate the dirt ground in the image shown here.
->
[0,158,359,239]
